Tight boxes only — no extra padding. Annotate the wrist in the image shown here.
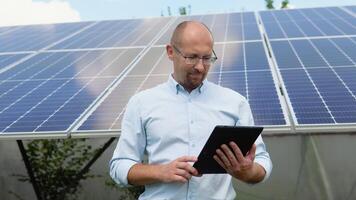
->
[240,163,265,183]
[235,163,265,183]
[152,164,165,182]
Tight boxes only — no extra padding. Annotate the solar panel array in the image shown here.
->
[260,6,356,131]
[0,5,355,139]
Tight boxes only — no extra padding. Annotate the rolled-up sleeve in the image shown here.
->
[238,98,273,183]
[109,95,146,186]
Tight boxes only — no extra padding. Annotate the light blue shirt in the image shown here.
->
[110,75,272,200]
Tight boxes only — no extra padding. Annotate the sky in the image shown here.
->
[0,0,355,27]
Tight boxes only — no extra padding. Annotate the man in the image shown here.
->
[110,21,272,200]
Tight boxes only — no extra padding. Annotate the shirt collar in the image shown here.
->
[168,74,207,94]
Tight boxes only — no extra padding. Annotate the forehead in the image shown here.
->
[175,22,213,44]
[179,26,213,54]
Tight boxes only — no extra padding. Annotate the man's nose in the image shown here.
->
[194,59,205,72]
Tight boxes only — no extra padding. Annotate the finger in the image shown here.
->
[246,143,256,161]
[190,167,199,176]
[173,175,188,183]
[213,154,227,170]
[175,168,192,180]
[221,144,238,167]
[229,142,244,162]
[176,162,199,176]
[216,148,232,168]
[176,156,198,162]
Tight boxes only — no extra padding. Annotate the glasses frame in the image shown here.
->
[172,45,218,66]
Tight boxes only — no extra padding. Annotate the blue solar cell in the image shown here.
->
[229,13,242,24]
[242,13,261,40]
[51,18,170,49]
[78,76,145,131]
[310,19,343,36]
[294,21,322,37]
[330,37,356,62]
[227,25,243,41]
[290,40,328,68]
[0,22,92,52]
[280,60,356,125]
[156,12,260,45]
[0,48,143,81]
[328,19,356,35]
[243,23,261,40]
[334,67,356,95]
[263,22,285,39]
[218,72,246,94]
[243,12,258,24]
[259,11,275,23]
[207,72,220,83]
[0,48,143,133]
[0,54,29,70]
[345,6,356,14]
[312,39,354,66]
[282,22,306,37]
[219,43,244,72]
[247,71,285,125]
[0,77,114,132]
[280,69,335,124]
[260,7,356,39]
[270,40,303,69]
[245,42,269,70]
[307,68,356,123]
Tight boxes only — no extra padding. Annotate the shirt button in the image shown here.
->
[191,143,196,147]
[190,120,194,124]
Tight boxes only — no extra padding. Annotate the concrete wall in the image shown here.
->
[1,134,356,200]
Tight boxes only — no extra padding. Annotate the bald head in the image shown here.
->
[170,21,214,48]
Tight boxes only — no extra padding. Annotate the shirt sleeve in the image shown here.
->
[109,95,146,186]
[238,98,273,183]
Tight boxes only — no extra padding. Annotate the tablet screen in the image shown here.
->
[193,125,263,174]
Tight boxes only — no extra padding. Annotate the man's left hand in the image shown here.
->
[213,142,265,183]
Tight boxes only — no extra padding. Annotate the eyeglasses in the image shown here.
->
[172,45,218,66]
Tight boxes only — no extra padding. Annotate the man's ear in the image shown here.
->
[166,44,174,61]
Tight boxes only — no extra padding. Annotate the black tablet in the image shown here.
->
[193,125,263,174]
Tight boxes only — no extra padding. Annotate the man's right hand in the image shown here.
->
[159,156,199,183]
[127,156,200,186]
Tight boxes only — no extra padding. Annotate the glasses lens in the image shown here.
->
[202,57,217,65]
[186,57,198,65]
